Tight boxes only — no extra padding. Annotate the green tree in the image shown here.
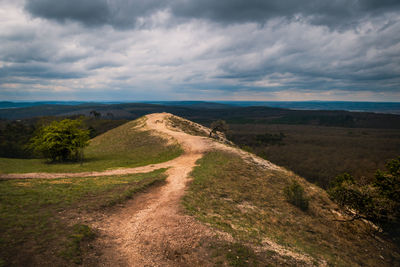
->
[329,157,400,236]
[30,119,90,162]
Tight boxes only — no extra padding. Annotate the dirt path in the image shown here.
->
[3,113,303,265]
[0,113,278,180]
[83,113,228,266]
[0,115,208,179]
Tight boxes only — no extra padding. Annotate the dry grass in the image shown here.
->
[183,150,400,266]
[168,115,209,137]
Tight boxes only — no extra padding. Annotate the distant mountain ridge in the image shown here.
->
[217,101,400,114]
[1,101,400,130]
[2,101,400,114]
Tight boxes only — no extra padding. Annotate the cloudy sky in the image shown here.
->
[1,0,400,101]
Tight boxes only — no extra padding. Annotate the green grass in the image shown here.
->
[61,224,96,264]
[183,150,400,266]
[0,169,167,266]
[0,117,182,174]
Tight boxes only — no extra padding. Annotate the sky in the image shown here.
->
[0,0,399,102]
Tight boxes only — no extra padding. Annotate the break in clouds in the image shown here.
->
[1,0,400,101]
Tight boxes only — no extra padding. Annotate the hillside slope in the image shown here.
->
[85,113,400,266]
[1,113,399,266]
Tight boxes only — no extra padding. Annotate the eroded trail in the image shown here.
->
[84,113,225,266]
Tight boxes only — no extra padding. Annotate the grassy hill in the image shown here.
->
[184,150,400,266]
[0,117,182,174]
[0,114,399,266]
[169,115,400,265]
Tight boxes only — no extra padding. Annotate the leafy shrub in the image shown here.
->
[284,180,309,211]
[328,174,373,218]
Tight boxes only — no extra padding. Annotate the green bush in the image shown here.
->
[284,180,309,211]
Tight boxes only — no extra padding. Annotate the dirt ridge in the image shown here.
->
[83,113,317,266]
[2,113,315,266]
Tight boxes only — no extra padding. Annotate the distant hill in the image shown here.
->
[2,100,400,114]
[0,101,89,109]
[217,101,400,114]
[1,102,400,129]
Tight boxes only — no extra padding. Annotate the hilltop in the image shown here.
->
[0,113,399,266]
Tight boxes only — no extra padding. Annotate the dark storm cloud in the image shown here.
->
[25,0,400,29]
[25,0,110,26]
[25,0,169,28]
[171,0,400,30]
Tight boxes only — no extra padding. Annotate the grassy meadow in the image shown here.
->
[0,118,182,174]
[0,169,167,266]
[183,150,400,266]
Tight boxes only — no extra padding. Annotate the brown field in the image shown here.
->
[228,124,400,188]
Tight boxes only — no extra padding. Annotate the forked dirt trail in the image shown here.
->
[2,113,311,265]
[0,113,277,180]
[84,113,230,266]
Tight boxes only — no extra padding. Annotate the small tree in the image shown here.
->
[209,120,228,137]
[284,180,309,211]
[329,158,400,234]
[30,119,90,162]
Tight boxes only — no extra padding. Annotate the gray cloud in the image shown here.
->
[24,0,400,29]
[0,0,399,101]
[0,63,86,80]
[25,0,110,26]
[25,0,170,28]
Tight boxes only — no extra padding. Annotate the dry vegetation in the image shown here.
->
[228,123,400,188]
[183,150,400,266]
[167,115,209,137]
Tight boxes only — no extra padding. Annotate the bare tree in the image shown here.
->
[209,120,228,137]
